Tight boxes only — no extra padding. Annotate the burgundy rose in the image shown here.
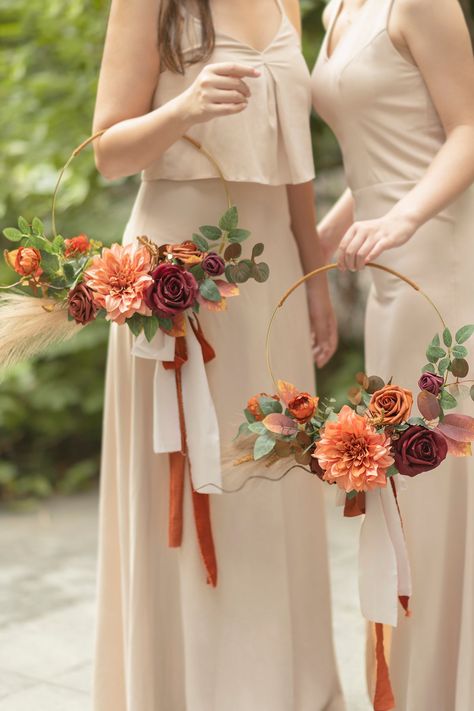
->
[393,425,448,477]
[67,283,98,325]
[418,372,444,397]
[202,252,225,277]
[145,263,198,316]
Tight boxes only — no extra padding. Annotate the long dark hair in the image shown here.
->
[158,0,215,74]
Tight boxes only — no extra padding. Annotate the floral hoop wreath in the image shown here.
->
[0,132,271,588]
[229,263,474,711]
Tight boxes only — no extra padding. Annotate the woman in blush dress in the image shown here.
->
[91,1,344,710]
[312,0,474,709]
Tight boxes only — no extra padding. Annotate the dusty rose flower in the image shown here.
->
[368,384,413,425]
[11,247,43,278]
[145,263,198,316]
[393,425,448,477]
[418,372,444,397]
[67,283,98,325]
[202,252,225,277]
[84,243,153,325]
[313,405,394,493]
[165,240,203,266]
[288,393,319,424]
[247,393,279,422]
[64,234,90,257]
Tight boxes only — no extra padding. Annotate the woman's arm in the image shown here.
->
[93,0,259,180]
[318,188,355,260]
[337,0,474,271]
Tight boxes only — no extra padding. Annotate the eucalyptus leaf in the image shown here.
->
[234,261,253,284]
[258,396,283,416]
[199,225,222,240]
[219,206,238,231]
[234,422,250,440]
[225,264,237,284]
[244,408,256,424]
[248,421,267,435]
[199,278,222,302]
[254,433,276,460]
[470,385,474,402]
[440,389,458,410]
[224,243,242,261]
[455,324,474,344]
[451,358,469,378]
[251,242,265,259]
[252,262,270,283]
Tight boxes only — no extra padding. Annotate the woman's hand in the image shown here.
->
[306,284,338,368]
[336,213,418,271]
[179,63,260,125]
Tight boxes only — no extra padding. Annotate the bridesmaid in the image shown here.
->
[312,0,474,709]
[92,1,343,710]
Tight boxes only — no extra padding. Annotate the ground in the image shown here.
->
[0,487,371,710]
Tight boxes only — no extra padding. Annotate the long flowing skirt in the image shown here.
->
[92,178,344,711]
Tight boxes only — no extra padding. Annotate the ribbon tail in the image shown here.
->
[374,623,396,711]
[168,452,185,548]
[344,491,366,517]
[191,485,218,587]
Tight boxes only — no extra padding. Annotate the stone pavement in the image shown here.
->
[0,488,371,710]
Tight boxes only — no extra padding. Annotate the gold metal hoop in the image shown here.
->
[50,132,233,237]
[265,263,448,385]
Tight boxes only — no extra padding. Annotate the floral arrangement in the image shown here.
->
[236,324,474,497]
[1,206,269,355]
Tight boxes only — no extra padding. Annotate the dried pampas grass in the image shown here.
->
[0,293,81,372]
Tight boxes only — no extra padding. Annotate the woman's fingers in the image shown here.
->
[211,63,261,79]
[212,76,251,97]
[210,89,249,105]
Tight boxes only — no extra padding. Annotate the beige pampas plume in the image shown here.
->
[0,293,81,372]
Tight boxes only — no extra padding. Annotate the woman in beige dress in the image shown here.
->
[91,1,343,709]
[312,0,474,709]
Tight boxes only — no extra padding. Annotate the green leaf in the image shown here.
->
[158,317,173,331]
[386,464,399,478]
[254,433,276,460]
[440,389,458,410]
[426,345,446,362]
[252,262,270,283]
[438,357,450,376]
[244,408,256,423]
[470,385,474,402]
[431,333,441,347]
[219,206,238,231]
[192,233,209,252]
[347,490,357,500]
[443,328,453,348]
[407,416,428,427]
[251,242,265,259]
[18,216,30,233]
[28,234,53,252]
[455,324,474,344]
[52,234,65,252]
[32,217,45,235]
[126,313,145,337]
[39,251,60,273]
[451,358,469,378]
[422,363,436,374]
[189,263,205,281]
[224,243,242,261]
[228,228,250,244]
[452,345,468,359]
[233,261,253,284]
[248,421,267,435]
[199,278,222,302]
[258,396,283,416]
[199,225,222,240]
[3,227,23,242]
[144,315,159,342]
[225,264,237,284]
[63,263,75,282]
[234,422,250,440]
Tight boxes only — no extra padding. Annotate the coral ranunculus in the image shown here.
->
[288,392,318,424]
[84,243,153,325]
[64,234,90,257]
[313,405,394,492]
[145,263,198,316]
[247,393,279,421]
[393,425,448,477]
[12,247,43,278]
[368,384,413,425]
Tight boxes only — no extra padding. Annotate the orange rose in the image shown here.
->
[165,240,203,266]
[8,247,43,278]
[64,234,90,257]
[247,393,279,422]
[368,384,413,425]
[288,393,319,424]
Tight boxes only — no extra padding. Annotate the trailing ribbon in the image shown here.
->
[131,315,221,586]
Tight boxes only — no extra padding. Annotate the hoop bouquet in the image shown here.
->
[0,132,269,368]
[234,263,474,711]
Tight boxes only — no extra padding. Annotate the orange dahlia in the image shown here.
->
[84,243,153,325]
[313,405,394,493]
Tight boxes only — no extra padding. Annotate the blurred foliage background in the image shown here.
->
[0,0,472,502]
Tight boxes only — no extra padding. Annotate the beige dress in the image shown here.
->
[93,3,344,710]
[312,0,474,709]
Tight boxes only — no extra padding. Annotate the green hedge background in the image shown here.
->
[0,1,472,501]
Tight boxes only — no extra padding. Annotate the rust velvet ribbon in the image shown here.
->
[163,318,218,587]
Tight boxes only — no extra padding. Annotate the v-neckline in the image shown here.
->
[324,0,369,62]
[190,3,287,56]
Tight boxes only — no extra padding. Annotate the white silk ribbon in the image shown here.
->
[359,477,412,626]
[131,319,222,495]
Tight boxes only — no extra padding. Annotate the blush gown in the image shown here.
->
[312,0,474,709]
[93,2,345,711]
